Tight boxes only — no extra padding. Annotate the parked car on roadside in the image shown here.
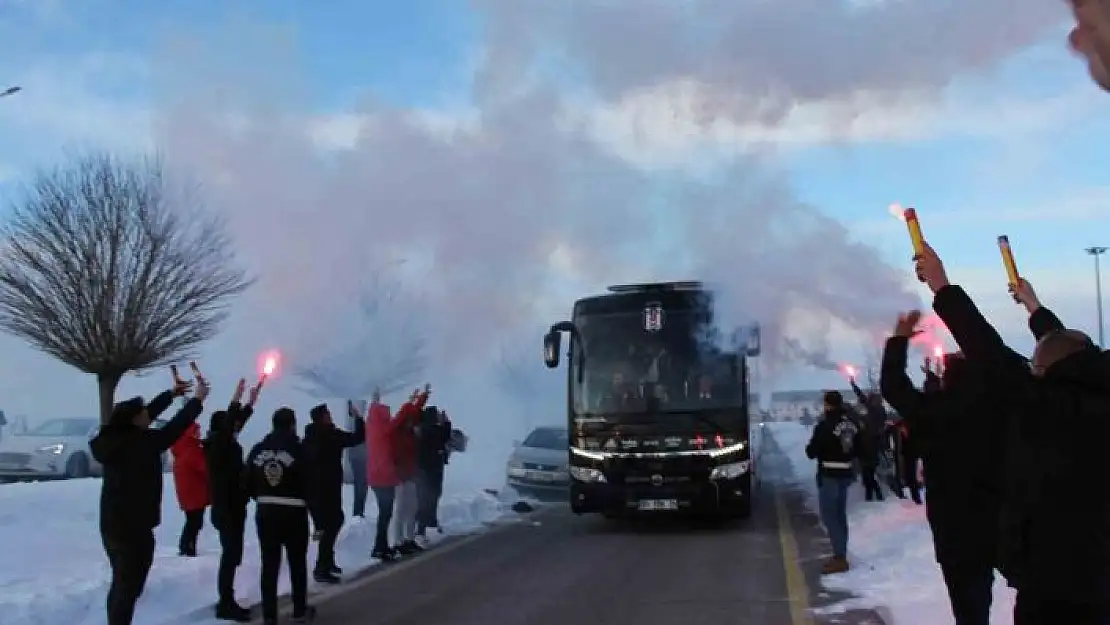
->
[505,426,569,501]
[0,417,172,481]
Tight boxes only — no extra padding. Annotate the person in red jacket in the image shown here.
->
[170,421,210,556]
[391,385,430,555]
[365,385,430,561]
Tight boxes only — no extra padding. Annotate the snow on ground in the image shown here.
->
[0,478,514,625]
[766,421,1017,625]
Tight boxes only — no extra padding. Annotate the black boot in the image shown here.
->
[371,546,397,562]
[314,570,341,584]
[215,601,252,622]
[292,605,317,623]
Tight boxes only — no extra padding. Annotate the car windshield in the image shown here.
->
[523,428,568,450]
[23,418,97,437]
[571,311,741,414]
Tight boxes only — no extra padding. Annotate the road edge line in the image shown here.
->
[775,491,816,625]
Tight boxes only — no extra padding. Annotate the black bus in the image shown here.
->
[542,281,761,518]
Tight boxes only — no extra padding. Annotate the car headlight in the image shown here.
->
[506,460,526,478]
[568,465,606,483]
[36,443,65,455]
[710,460,750,480]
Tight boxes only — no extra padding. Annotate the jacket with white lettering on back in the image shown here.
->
[804,406,863,481]
[244,430,309,507]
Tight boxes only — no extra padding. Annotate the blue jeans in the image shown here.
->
[347,447,368,517]
[818,475,853,558]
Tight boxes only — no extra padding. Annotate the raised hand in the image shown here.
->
[231,378,246,404]
[914,243,950,294]
[893,310,923,338]
[1008,278,1041,314]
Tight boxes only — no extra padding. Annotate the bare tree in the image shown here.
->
[294,264,428,401]
[0,153,253,423]
[495,338,563,430]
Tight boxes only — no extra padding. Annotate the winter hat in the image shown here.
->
[109,396,145,426]
[209,410,229,433]
[309,404,330,423]
[272,407,296,431]
[823,390,844,408]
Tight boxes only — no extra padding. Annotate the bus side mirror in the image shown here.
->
[543,331,561,368]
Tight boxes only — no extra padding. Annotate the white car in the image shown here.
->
[0,417,172,481]
[0,417,102,479]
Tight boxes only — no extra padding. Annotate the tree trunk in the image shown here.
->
[97,372,123,425]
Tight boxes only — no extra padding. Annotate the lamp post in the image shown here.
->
[1086,246,1108,348]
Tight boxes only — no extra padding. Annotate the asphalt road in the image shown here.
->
[277,436,889,625]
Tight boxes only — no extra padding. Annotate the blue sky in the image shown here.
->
[0,1,1106,427]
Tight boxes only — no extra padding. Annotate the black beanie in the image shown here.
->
[309,404,330,423]
[272,407,296,430]
[209,410,229,433]
[109,397,145,426]
[823,390,844,408]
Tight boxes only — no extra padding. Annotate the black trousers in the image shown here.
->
[215,516,245,605]
[939,562,994,625]
[256,506,310,620]
[102,530,155,625]
[416,466,444,532]
[1015,592,1110,625]
[901,448,922,500]
[860,462,883,500]
[180,508,204,552]
[314,510,343,574]
[371,486,395,551]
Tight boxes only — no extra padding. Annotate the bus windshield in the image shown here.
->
[571,311,740,415]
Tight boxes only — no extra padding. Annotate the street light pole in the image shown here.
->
[1086,246,1108,348]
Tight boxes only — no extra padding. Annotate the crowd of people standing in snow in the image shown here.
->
[90,373,464,625]
[804,242,1110,625]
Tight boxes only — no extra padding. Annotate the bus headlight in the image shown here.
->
[710,461,750,480]
[569,465,607,483]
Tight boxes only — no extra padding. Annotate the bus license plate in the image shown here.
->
[637,499,678,511]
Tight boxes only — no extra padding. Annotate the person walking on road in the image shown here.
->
[880,312,1007,625]
[90,375,209,625]
[204,378,262,622]
[170,420,209,557]
[805,390,863,575]
[245,408,316,625]
[346,399,370,518]
[303,402,366,583]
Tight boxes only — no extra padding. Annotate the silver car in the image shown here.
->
[0,417,102,479]
[505,426,569,500]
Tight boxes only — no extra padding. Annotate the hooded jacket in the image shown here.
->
[366,393,429,487]
[203,402,254,528]
[416,406,452,474]
[90,392,204,538]
[392,393,430,481]
[170,422,209,511]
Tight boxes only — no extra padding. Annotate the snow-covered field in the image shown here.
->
[766,421,1017,625]
[0,478,512,625]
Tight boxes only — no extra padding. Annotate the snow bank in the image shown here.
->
[0,478,513,625]
[766,421,1017,625]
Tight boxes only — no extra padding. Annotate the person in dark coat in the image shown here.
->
[415,406,451,538]
[804,391,864,575]
[203,378,261,622]
[916,243,1110,625]
[881,311,1007,625]
[89,377,209,625]
[849,378,887,501]
[303,402,365,583]
[244,408,316,625]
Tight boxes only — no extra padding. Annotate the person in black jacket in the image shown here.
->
[89,377,209,625]
[415,406,451,538]
[303,402,365,584]
[203,378,262,622]
[880,311,1008,625]
[245,407,316,625]
[916,243,1110,625]
[804,390,864,575]
[849,378,887,501]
